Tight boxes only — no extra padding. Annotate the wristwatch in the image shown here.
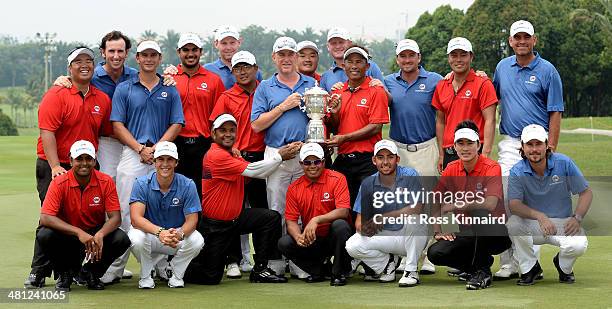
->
[155,227,165,238]
[572,214,583,223]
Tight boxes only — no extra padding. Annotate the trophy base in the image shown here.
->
[305,138,325,143]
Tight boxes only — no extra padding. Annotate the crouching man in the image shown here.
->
[37,140,131,292]
[278,143,353,286]
[128,141,204,289]
[507,124,591,285]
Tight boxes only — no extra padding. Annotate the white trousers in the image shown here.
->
[105,146,155,277]
[97,136,123,180]
[345,220,428,273]
[128,228,204,280]
[506,215,588,274]
[392,137,440,177]
[264,145,303,233]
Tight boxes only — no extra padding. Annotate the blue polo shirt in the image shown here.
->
[384,67,442,144]
[91,62,139,99]
[130,172,201,229]
[204,58,263,90]
[354,166,421,231]
[251,73,316,148]
[110,75,184,144]
[320,60,385,92]
[508,153,588,218]
[493,52,564,138]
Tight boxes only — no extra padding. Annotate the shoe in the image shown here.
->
[493,264,519,280]
[24,272,45,289]
[517,261,543,286]
[419,256,436,275]
[330,274,347,286]
[122,269,133,279]
[399,271,420,287]
[86,272,105,290]
[240,260,254,272]
[466,269,492,290]
[447,268,462,277]
[457,271,471,282]
[73,269,88,286]
[379,255,398,283]
[249,267,288,283]
[226,263,242,279]
[100,272,121,285]
[55,272,72,292]
[395,257,405,273]
[138,277,155,289]
[305,275,326,283]
[154,265,171,282]
[289,261,309,279]
[553,253,575,284]
[168,276,185,288]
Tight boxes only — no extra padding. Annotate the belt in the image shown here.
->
[394,139,433,152]
[444,147,456,155]
[337,152,373,159]
[202,216,238,225]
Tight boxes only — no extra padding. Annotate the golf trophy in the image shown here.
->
[300,84,339,143]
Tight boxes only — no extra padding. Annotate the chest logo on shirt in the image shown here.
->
[419,83,426,90]
[529,75,536,82]
[321,192,333,202]
[89,196,101,207]
[551,175,560,183]
[92,105,102,115]
[172,197,180,205]
[357,98,368,108]
[161,91,168,98]
[465,90,472,97]
[476,183,483,191]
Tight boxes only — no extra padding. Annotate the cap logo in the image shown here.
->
[360,98,367,105]
[465,90,472,97]
[93,196,100,203]
[161,91,168,98]
[529,75,536,82]
[419,83,426,90]
[172,197,180,205]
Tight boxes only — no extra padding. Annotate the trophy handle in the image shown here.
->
[326,93,341,113]
[299,93,307,112]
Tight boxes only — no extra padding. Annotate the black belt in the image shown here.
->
[337,152,373,159]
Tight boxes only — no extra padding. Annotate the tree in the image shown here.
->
[0,108,18,136]
[139,30,159,42]
[160,29,180,66]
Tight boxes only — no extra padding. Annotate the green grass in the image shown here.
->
[1,130,612,308]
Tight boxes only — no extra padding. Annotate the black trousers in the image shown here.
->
[278,219,352,277]
[185,208,282,285]
[36,226,131,277]
[226,151,269,265]
[31,158,72,277]
[332,152,377,207]
[175,135,212,199]
[427,224,511,273]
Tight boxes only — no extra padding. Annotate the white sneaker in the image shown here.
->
[289,261,309,279]
[100,272,121,285]
[167,276,184,288]
[138,277,155,289]
[420,256,436,275]
[379,255,398,283]
[122,269,133,279]
[395,257,406,273]
[493,264,518,279]
[240,260,254,272]
[226,263,242,279]
[398,271,420,287]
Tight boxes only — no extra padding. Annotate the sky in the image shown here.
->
[3,0,474,44]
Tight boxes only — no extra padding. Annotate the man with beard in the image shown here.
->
[506,124,590,285]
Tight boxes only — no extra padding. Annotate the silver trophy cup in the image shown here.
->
[300,84,338,143]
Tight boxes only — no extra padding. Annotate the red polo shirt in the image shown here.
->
[436,154,504,217]
[209,83,265,152]
[41,169,119,230]
[175,65,225,138]
[332,77,389,154]
[285,169,350,237]
[431,70,498,148]
[310,72,321,83]
[201,143,249,220]
[37,85,111,164]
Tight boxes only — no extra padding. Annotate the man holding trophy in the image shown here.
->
[326,45,390,206]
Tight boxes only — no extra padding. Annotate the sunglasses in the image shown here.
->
[301,159,323,166]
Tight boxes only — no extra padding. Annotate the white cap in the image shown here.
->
[70,140,96,159]
[299,143,325,161]
[297,40,319,53]
[67,47,94,65]
[231,51,256,68]
[212,113,237,130]
[137,40,161,53]
[327,27,351,41]
[446,37,473,54]
[454,128,480,143]
[154,141,179,159]
[374,139,398,155]
[510,20,535,37]
[273,37,297,53]
[343,46,369,60]
[215,25,240,41]
[521,124,548,143]
[177,32,203,49]
[396,39,420,55]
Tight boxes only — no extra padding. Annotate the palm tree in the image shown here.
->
[570,0,611,36]
[160,30,181,65]
[139,30,159,42]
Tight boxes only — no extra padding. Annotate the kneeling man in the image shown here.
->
[37,140,131,292]
[128,141,204,289]
[507,124,591,285]
[278,143,353,286]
